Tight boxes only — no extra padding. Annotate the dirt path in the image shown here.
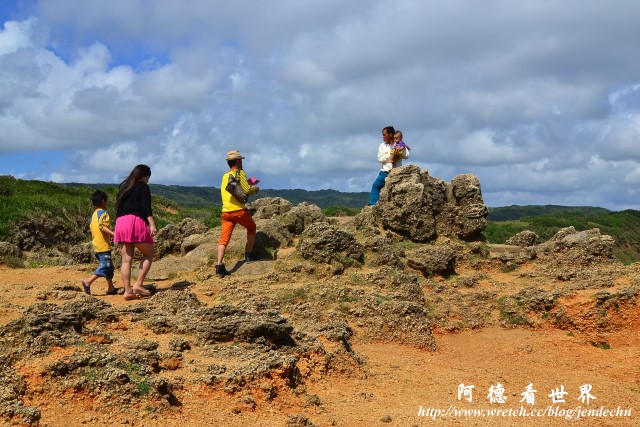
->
[1,266,639,426]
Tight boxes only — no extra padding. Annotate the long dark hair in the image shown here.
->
[116,164,151,211]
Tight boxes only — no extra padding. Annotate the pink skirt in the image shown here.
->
[114,215,154,244]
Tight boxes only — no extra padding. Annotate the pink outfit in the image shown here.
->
[114,214,154,244]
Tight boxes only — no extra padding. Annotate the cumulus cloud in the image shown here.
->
[0,1,639,210]
[0,17,41,54]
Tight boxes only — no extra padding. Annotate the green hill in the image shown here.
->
[488,205,611,221]
[65,182,217,208]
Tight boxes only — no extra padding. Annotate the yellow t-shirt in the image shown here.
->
[220,169,257,212]
[90,209,111,253]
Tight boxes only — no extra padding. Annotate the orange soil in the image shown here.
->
[1,265,639,426]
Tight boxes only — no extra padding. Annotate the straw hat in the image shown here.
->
[225,150,245,161]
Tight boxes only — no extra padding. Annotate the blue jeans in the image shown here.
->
[369,171,389,205]
[94,251,114,279]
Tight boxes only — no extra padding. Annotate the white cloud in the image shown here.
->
[1,1,640,210]
[623,168,640,185]
[0,18,43,54]
[75,142,141,172]
[283,60,335,88]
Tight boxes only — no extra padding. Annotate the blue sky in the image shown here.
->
[1,1,639,210]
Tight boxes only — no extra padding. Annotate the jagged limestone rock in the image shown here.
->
[297,222,364,268]
[358,165,488,242]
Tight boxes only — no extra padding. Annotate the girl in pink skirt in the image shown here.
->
[114,164,156,301]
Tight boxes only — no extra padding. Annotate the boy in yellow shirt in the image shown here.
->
[81,190,118,295]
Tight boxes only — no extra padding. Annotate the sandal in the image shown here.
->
[132,286,151,296]
[81,280,91,295]
[106,287,119,295]
[123,293,139,301]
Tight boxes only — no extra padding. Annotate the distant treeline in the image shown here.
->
[65,182,370,209]
[488,205,611,221]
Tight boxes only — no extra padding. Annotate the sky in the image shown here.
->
[1,0,639,210]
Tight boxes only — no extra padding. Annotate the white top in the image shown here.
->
[377,142,410,172]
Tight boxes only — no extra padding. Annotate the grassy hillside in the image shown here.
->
[65,182,216,208]
[0,176,213,247]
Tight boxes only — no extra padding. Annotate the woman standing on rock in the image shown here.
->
[114,164,156,301]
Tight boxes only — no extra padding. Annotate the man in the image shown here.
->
[216,150,260,277]
[369,126,410,205]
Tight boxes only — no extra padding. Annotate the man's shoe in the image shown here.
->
[215,264,229,276]
[245,252,261,262]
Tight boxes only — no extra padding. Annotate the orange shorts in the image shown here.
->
[218,209,257,246]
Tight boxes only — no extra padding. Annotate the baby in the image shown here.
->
[391,130,411,164]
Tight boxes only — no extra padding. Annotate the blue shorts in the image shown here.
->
[94,251,114,279]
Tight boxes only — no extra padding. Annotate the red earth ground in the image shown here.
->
[1,264,639,427]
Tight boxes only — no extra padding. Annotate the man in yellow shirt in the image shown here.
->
[81,190,118,295]
[216,150,260,277]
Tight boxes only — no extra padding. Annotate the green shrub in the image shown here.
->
[323,205,360,217]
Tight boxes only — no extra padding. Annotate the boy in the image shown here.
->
[81,190,118,295]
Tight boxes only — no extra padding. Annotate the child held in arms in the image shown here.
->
[391,130,411,166]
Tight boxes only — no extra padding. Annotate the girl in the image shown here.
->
[114,164,156,300]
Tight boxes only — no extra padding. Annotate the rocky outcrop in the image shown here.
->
[489,244,535,263]
[297,223,364,268]
[9,212,85,252]
[361,235,404,268]
[68,242,93,264]
[506,230,540,247]
[180,232,212,254]
[255,219,294,250]
[282,202,327,235]
[249,197,293,220]
[376,166,444,241]
[154,218,208,259]
[406,244,458,277]
[192,305,295,346]
[537,227,615,264]
[356,165,488,242]
[249,198,327,244]
[496,227,617,272]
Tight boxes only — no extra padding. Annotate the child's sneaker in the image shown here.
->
[215,264,229,277]
[245,252,261,262]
